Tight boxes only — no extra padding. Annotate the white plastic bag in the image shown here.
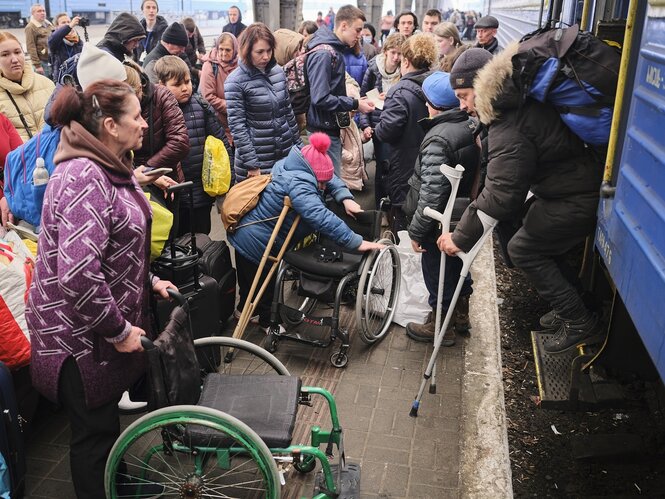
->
[392,231,431,327]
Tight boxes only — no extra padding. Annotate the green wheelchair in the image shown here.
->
[104,291,357,498]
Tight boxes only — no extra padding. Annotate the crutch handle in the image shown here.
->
[423,206,444,223]
[456,210,498,269]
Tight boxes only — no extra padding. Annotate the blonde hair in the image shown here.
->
[434,22,462,47]
[401,33,437,70]
[382,32,406,53]
[123,64,142,97]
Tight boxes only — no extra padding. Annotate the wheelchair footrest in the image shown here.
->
[314,462,361,498]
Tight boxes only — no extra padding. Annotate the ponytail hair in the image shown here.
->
[50,80,136,136]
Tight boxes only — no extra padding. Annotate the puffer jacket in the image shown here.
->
[404,109,479,243]
[134,83,189,182]
[48,25,83,83]
[0,64,55,141]
[452,43,603,252]
[344,50,368,87]
[228,146,362,265]
[359,55,398,129]
[134,15,168,62]
[374,69,430,205]
[99,12,146,62]
[225,59,302,181]
[179,94,232,208]
[305,26,356,134]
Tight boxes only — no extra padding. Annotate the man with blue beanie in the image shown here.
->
[402,71,480,344]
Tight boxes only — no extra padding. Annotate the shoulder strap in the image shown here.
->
[148,97,154,157]
[5,91,33,139]
[212,62,219,78]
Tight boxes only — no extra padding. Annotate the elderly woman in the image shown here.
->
[199,32,239,144]
[225,23,302,182]
[374,33,438,235]
[26,80,175,498]
[0,31,54,141]
[434,21,464,71]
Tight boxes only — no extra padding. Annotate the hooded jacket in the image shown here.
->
[305,26,356,134]
[225,58,302,181]
[452,43,603,252]
[228,146,361,265]
[134,15,169,62]
[358,54,399,129]
[374,68,430,205]
[48,24,83,83]
[26,121,152,409]
[274,29,304,66]
[99,12,146,61]
[222,10,246,37]
[0,63,55,141]
[404,109,479,243]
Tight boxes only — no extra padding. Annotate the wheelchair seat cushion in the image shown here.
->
[284,242,364,278]
[189,374,301,448]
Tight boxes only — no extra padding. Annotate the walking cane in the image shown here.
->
[424,164,465,396]
[410,209,498,417]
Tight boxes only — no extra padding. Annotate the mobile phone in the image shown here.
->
[143,167,173,177]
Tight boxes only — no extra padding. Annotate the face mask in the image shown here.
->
[362,36,373,45]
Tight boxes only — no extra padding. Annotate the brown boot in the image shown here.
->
[454,295,471,337]
[406,311,435,343]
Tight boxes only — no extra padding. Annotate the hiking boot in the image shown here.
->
[454,295,471,337]
[539,309,563,330]
[543,313,605,355]
[439,322,456,347]
[406,311,435,343]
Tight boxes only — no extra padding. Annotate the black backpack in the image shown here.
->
[512,25,621,146]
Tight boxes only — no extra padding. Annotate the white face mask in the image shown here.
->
[362,35,373,45]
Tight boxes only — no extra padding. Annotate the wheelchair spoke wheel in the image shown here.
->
[105,405,280,499]
[194,337,290,376]
[279,276,318,326]
[356,243,400,344]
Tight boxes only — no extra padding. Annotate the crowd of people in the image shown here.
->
[0,2,606,497]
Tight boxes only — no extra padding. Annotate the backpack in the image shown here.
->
[57,53,81,86]
[220,174,272,232]
[3,125,61,228]
[512,24,621,146]
[283,44,338,115]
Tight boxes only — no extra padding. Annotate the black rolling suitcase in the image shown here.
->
[0,361,26,499]
[151,182,222,369]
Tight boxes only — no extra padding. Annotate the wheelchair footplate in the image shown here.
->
[314,462,361,498]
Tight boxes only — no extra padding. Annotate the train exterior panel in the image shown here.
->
[596,6,665,380]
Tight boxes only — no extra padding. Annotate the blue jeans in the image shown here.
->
[420,239,473,311]
[308,131,342,177]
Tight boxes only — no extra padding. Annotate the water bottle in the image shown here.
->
[33,157,49,186]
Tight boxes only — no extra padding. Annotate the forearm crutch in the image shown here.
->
[410,209,498,417]
[425,164,466,396]
[232,196,301,341]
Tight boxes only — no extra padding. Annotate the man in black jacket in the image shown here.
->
[143,22,190,83]
[474,16,502,54]
[306,4,375,174]
[439,45,605,354]
[222,6,247,37]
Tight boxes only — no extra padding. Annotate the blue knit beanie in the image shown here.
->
[422,71,458,110]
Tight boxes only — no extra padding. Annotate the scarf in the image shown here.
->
[376,53,400,94]
[207,33,239,75]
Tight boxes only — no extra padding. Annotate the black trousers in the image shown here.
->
[59,358,121,499]
[507,194,598,319]
[235,252,276,327]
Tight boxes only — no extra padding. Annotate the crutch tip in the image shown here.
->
[428,385,437,394]
[409,402,419,418]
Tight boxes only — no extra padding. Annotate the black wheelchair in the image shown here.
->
[105,291,357,498]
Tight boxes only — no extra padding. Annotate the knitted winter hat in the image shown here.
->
[77,43,127,90]
[303,133,334,183]
[449,48,493,89]
[422,71,458,110]
[162,22,188,47]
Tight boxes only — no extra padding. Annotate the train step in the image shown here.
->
[531,330,627,410]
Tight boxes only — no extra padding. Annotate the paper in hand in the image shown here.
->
[366,88,384,110]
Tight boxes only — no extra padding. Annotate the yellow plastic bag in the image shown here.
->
[202,135,232,196]
[145,192,173,261]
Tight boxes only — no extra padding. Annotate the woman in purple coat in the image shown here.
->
[26,80,175,498]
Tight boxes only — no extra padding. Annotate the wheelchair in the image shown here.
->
[264,200,401,368]
[104,291,356,498]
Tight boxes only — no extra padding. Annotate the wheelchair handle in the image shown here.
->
[166,181,194,194]
[166,288,187,307]
[140,336,156,351]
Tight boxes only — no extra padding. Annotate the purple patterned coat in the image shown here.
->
[26,157,153,409]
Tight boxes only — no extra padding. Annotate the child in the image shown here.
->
[154,55,233,235]
[339,73,368,191]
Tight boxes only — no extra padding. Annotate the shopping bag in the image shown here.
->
[144,191,174,261]
[392,231,430,327]
[202,135,232,196]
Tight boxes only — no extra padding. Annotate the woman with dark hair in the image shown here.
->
[361,22,378,61]
[26,79,175,498]
[225,23,301,182]
[199,32,239,144]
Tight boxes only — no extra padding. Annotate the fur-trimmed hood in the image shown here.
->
[474,41,521,125]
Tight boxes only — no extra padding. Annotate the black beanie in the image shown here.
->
[450,48,493,89]
[162,22,188,47]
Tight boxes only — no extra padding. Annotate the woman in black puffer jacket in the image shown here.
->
[225,23,302,182]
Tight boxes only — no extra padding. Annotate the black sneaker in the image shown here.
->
[543,314,604,355]
[539,309,563,329]
[116,476,165,498]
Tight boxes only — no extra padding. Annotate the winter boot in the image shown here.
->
[543,313,605,355]
[539,309,563,330]
[454,295,471,337]
[406,311,435,343]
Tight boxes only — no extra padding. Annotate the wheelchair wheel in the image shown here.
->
[279,277,318,326]
[356,242,400,344]
[105,405,280,499]
[194,337,290,375]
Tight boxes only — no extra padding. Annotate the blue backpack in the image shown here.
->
[513,25,621,146]
[3,125,61,228]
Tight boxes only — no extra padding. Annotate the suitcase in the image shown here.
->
[0,361,26,499]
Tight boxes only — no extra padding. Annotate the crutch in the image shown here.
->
[410,208,498,417]
[232,196,301,341]
[425,164,465,396]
